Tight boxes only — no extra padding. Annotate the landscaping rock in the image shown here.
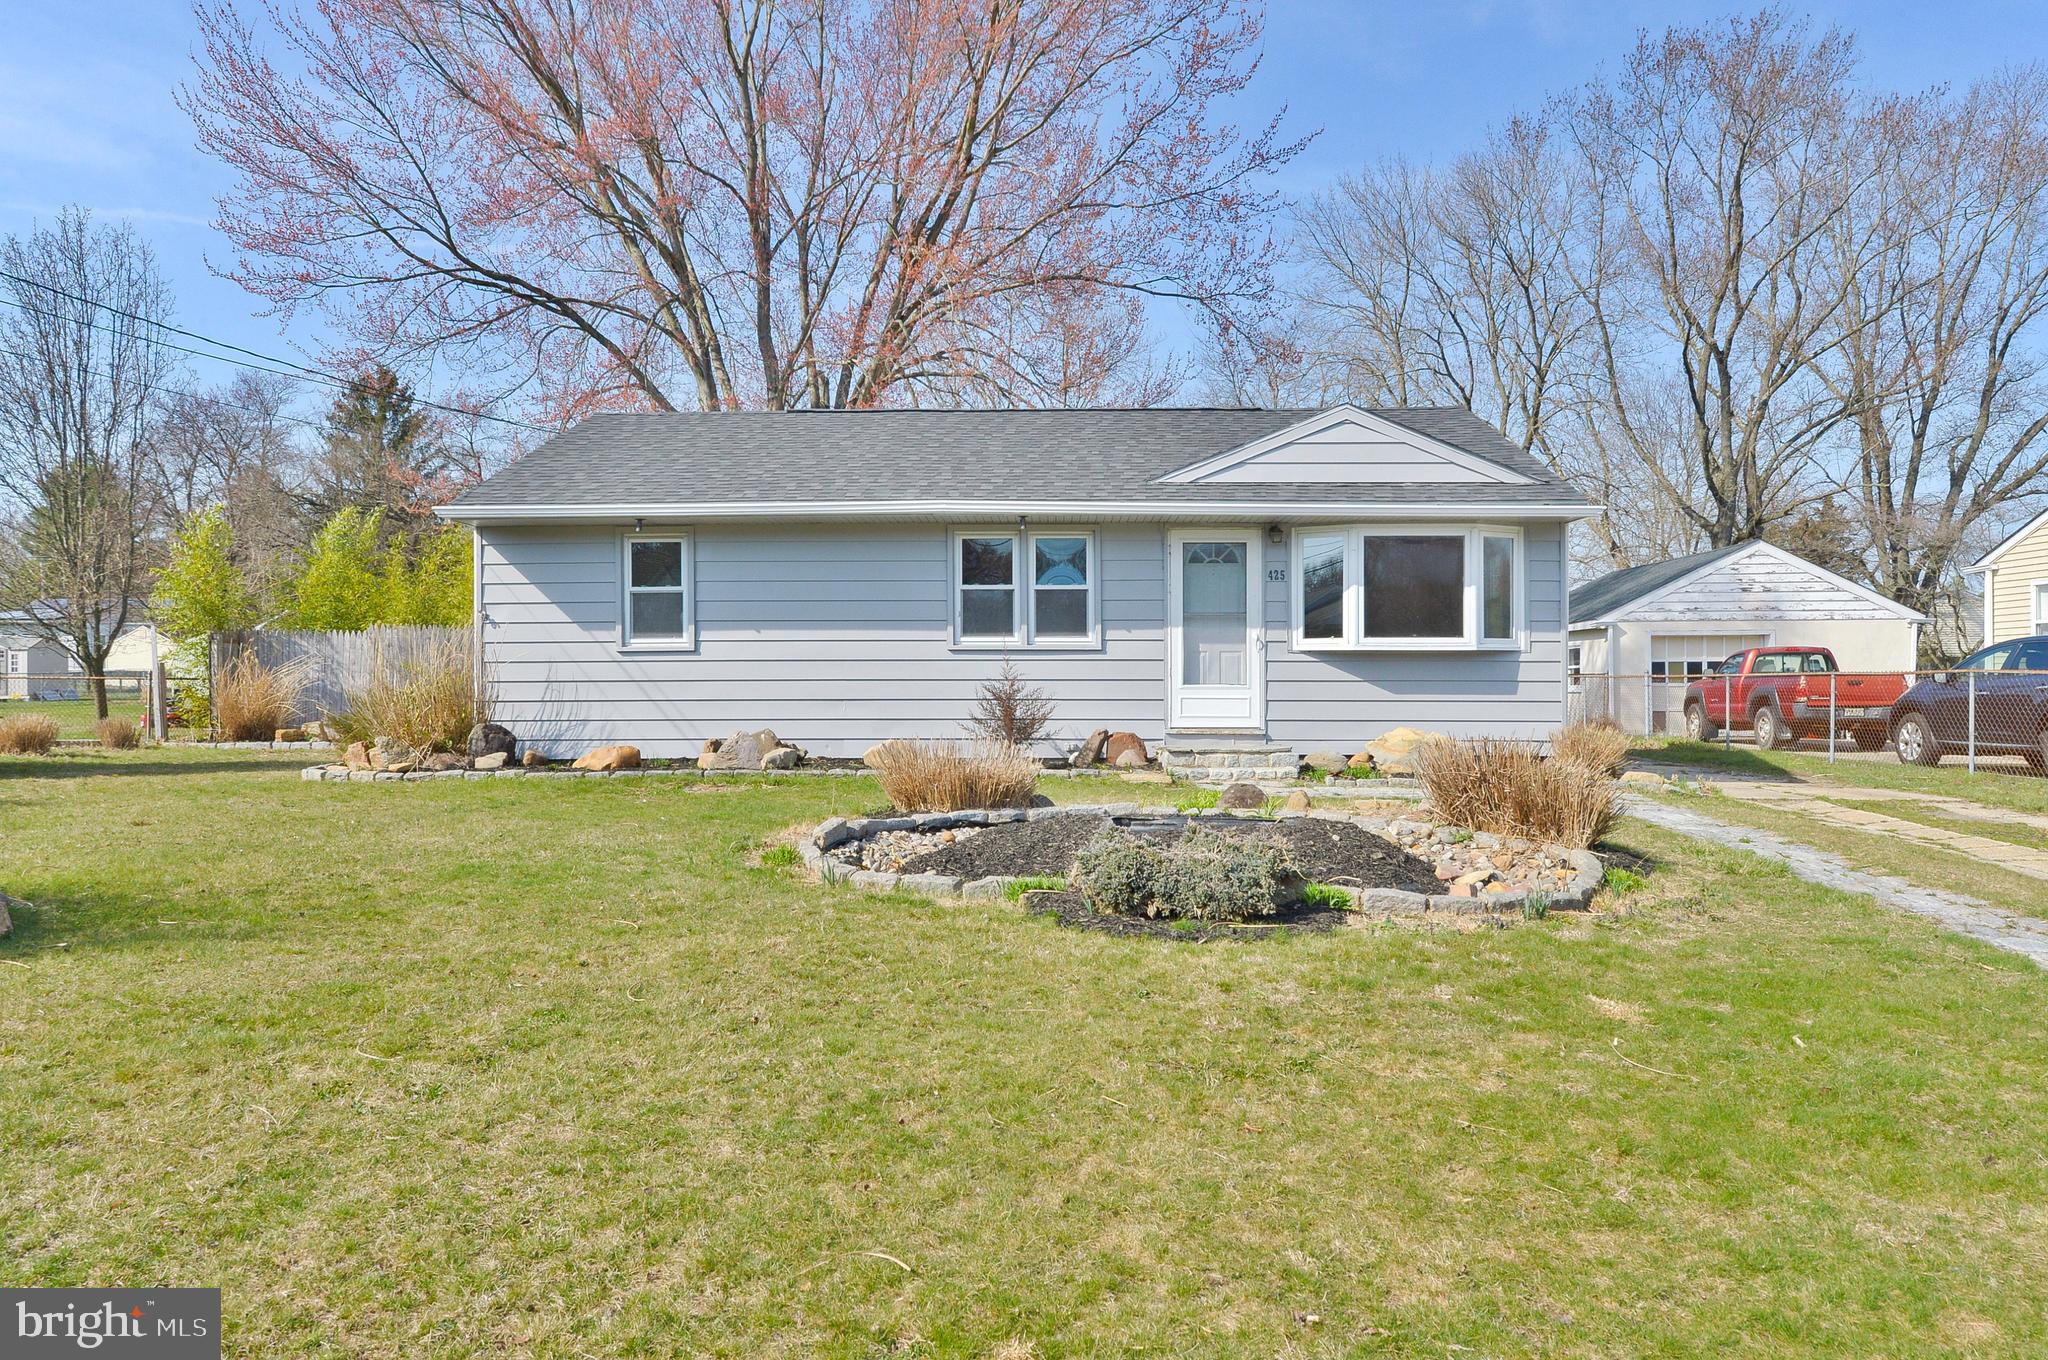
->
[384,758,418,775]
[700,728,779,771]
[1360,726,1440,774]
[522,749,546,767]
[474,752,509,771]
[1301,750,1348,774]
[344,741,372,771]
[573,745,641,772]
[274,727,305,743]
[0,892,12,938]
[1076,729,1110,767]
[1218,782,1266,810]
[1112,748,1147,768]
[759,745,802,770]
[422,751,468,773]
[1104,732,1148,766]
[467,722,517,761]
[1619,770,1669,786]
[1281,789,1313,812]
[1347,750,1377,771]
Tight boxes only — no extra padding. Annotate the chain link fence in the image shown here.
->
[1570,669,2048,777]
[0,674,155,741]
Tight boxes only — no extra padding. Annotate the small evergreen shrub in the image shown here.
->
[1071,829,1163,914]
[1073,826,1307,922]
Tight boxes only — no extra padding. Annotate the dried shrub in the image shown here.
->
[329,634,486,755]
[97,717,141,750]
[1550,718,1630,778]
[0,714,59,755]
[214,652,313,741]
[965,658,1055,748]
[1416,736,1616,849]
[863,739,1038,812]
[1072,825,1305,922]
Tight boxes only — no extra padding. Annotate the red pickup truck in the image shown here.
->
[1681,646,1909,750]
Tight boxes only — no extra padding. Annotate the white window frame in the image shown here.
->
[951,527,1099,649]
[1289,523,1525,652]
[2033,580,2048,635]
[619,531,694,652]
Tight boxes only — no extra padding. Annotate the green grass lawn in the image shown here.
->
[1634,738,2048,815]
[4,751,2048,1357]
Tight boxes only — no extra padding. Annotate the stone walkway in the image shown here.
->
[1705,782,2048,881]
[1625,796,2048,968]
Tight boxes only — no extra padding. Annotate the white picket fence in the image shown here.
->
[210,625,474,726]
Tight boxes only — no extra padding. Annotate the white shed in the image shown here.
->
[1568,542,1926,733]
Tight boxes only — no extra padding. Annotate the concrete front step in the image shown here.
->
[1159,741,1299,785]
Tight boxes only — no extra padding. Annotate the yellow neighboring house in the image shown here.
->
[1974,508,2048,643]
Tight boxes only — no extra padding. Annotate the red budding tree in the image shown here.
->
[186,0,1303,415]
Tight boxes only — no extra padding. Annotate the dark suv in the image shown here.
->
[1890,636,2048,767]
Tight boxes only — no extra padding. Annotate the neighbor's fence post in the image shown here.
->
[1723,675,1732,750]
[1967,671,1978,775]
[1643,672,1654,739]
[1828,673,1837,764]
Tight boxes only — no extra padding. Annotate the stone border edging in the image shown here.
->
[0,890,17,938]
[802,805,1606,918]
[299,762,872,783]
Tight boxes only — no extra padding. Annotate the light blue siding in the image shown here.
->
[478,519,1568,757]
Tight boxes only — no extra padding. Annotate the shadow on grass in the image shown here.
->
[0,752,312,781]
[1629,741,1814,780]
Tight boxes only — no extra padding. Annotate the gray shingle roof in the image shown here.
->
[1569,543,1752,624]
[446,406,1590,514]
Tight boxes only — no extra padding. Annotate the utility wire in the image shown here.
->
[0,268,550,434]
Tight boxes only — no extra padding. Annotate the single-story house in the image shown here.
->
[1971,506,2048,645]
[436,405,1594,761]
[1568,541,1926,733]
[1,630,78,700]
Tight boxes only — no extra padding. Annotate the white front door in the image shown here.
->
[1167,529,1264,730]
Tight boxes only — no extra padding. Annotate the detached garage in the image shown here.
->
[1569,541,1926,733]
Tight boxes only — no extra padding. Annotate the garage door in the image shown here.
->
[1648,633,1768,731]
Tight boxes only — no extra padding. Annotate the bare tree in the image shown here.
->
[1568,12,1880,547]
[0,209,174,716]
[185,0,1304,416]
[1820,69,2048,624]
[152,370,306,601]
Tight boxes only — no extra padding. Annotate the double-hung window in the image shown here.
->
[1291,525,1522,651]
[954,529,1097,646]
[622,534,691,649]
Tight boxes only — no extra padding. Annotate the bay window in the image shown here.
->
[1291,525,1523,651]
[954,528,1097,646]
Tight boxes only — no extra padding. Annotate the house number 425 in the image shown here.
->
[1266,567,1287,583]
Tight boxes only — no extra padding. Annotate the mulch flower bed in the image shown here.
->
[894,812,1438,891]
[1019,890,1350,943]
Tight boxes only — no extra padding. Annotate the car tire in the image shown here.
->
[1684,703,1718,743]
[1753,704,1786,751]
[1893,712,1940,767]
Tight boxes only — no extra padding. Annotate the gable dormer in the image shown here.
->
[1156,405,1534,487]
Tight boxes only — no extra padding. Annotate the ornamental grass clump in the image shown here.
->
[329,634,485,754]
[1415,736,1616,849]
[213,652,312,741]
[1073,826,1306,922]
[1550,717,1631,778]
[0,713,59,755]
[96,717,141,750]
[863,739,1038,812]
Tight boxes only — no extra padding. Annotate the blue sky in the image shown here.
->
[0,0,2039,408]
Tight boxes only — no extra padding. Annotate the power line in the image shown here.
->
[0,268,550,434]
